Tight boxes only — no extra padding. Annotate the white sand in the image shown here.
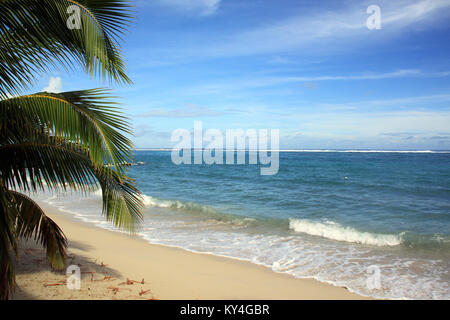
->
[13,205,368,300]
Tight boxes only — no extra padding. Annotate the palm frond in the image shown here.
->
[0,186,68,299]
[11,191,67,269]
[0,89,134,175]
[0,0,133,98]
[0,0,140,300]
[95,167,143,232]
[0,133,143,231]
[0,138,98,193]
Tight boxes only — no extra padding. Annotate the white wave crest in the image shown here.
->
[142,195,174,208]
[289,219,402,246]
[142,195,213,212]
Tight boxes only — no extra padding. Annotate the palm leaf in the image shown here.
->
[11,191,67,270]
[0,89,134,175]
[0,138,98,193]
[0,186,67,299]
[0,0,133,98]
[0,0,141,300]
[0,133,143,231]
[95,166,143,231]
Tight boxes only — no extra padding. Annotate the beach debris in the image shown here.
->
[44,282,65,287]
[119,278,144,285]
[92,276,116,282]
[107,286,120,295]
[119,278,134,285]
[81,271,95,275]
[100,261,108,267]
[139,289,151,296]
[107,286,133,295]
[119,278,130,285]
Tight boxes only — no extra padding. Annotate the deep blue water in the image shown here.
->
[41,150,450,299]
[130,151,450,242]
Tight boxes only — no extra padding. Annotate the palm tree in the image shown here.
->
[0,0,143,299]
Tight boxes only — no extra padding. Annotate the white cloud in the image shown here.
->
[296,111,450,136]
[132,0,450,67]
[183,0,450,58]
[383,0,450,26]
[278,110,450,149]
[311,94,450,113]
[155,0,221,16]
[268,56,291,64]
[140,103,224,118]
[42,77,62,93]
[183,69,449,94]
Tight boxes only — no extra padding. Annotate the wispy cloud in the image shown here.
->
[140,103,224,118]
[147,0,450,62]
[383,0,450,25]
[286,110,450,138]
[318,93,450,111]
[183,69,448,94]
[134,124,172,138]
[380,132,424,137]
[213,0,450,56]
[152,0,221,16]
[267,56,291,64]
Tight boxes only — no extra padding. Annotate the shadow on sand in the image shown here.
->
[11,238,133,300]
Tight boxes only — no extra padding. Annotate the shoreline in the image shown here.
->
[13,203,369,300]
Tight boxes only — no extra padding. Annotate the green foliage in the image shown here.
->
[0,0,133,98]
[0,0,142,299]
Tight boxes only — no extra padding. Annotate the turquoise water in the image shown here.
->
[40,150,450,299]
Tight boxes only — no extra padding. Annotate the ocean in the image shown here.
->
[35,150,450,299]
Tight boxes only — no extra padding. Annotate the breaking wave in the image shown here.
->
[289,218,402,246]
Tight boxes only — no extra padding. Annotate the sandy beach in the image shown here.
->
[10,203,369,300]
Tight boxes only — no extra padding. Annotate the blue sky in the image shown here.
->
[36,0,450,150]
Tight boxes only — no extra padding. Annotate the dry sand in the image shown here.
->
[12,205,368,300]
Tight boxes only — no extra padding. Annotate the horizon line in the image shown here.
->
[134,148,450,153]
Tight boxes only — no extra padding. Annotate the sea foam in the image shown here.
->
[289,219,402,246]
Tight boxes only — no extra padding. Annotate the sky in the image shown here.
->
[34,0,450,150]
